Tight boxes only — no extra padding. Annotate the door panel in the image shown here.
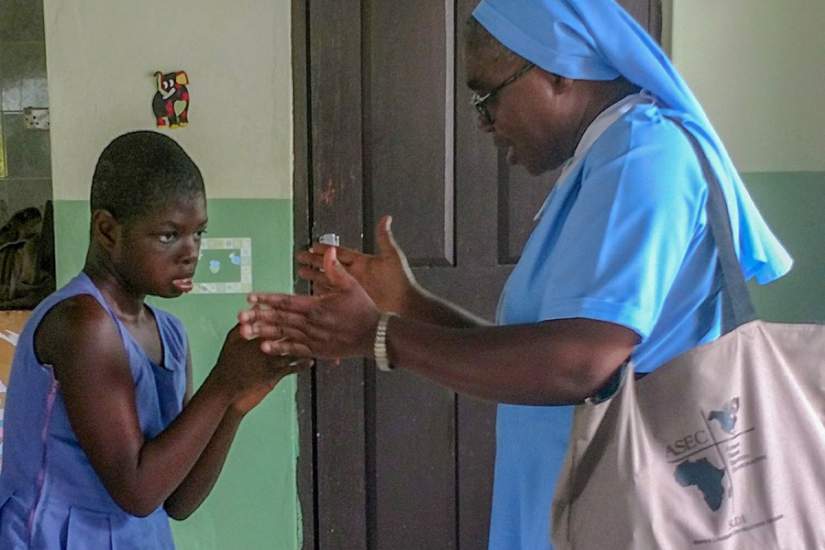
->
[368,1,455,267]
[294,2,662,548]
[367,4,458,546]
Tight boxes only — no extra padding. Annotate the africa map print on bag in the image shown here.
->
[672,398,739,511]
[665,396,784,544]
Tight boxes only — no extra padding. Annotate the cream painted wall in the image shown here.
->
[671,0,825,173]
[43,0,292,200]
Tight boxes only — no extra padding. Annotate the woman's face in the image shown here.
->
[465,50,582,176]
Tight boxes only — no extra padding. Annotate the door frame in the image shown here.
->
[291,0,316,548]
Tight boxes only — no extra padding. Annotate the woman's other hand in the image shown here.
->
[239,247,381,360]
[296,215,417,315]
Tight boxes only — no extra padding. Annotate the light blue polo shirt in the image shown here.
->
[489,101,728,550]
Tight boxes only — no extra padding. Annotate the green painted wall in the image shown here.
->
[667,3,825,322]
[744,172,825,324]
[55,198,300,550]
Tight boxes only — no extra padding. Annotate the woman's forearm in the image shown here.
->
[384,316,633,405]
[403,284,491,328]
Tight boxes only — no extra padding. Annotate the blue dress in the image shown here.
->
[487,101,789,549]
[0,272,188,549]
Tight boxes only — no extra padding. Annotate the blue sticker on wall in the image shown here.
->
[191,238,253,294]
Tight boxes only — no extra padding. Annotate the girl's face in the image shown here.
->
[113,193,208,298]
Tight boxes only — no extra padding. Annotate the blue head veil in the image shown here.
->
[473,0,792,284]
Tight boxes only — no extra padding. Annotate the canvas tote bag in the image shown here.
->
[551,127,825,550]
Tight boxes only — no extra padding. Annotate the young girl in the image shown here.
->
[0,131,308,549]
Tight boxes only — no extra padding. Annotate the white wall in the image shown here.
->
[43,0,293,200]
[671,0,825,173]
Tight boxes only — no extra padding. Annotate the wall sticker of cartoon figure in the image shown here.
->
[152,71,190,128]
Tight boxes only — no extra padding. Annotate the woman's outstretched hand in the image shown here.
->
[239,247,381,359]
[296,215,417,314]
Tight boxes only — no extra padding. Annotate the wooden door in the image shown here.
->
[292,2,662,548]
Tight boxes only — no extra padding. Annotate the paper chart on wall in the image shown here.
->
[192,238,253,294]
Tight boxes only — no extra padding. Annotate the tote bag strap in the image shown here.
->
[589,121,758,404]
[671,120,758,334]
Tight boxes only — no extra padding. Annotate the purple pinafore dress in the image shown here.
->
[0,272,188,549]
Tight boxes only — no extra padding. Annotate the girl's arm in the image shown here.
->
[161,352,238,520]
[163,350,302,520]
[36,295,295,518]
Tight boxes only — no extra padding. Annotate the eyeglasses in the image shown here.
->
[470,62,536,126]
